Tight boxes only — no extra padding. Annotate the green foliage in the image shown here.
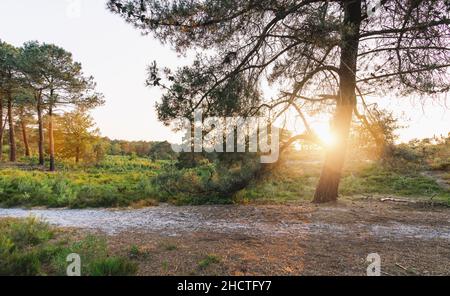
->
[0,218,137,276]
[52,235,137,276]
[54,108,103,164]
[129,245,141,258]
[340,163,450,201]
[234,169,317,204]
[88,257,138,276]
[234,156,450,204]
[92,155,162,172]
[1,140,449,208]
[107,139,177,159]
[152,156,261,205]
[7,217,54,248]
[19,40,104,110]
[0,156,162,208]
[198,254,221,269]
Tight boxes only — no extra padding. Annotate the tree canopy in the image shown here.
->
[0,40,104,170]
[108,0,450,202]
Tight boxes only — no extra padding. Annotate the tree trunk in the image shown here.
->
[75,146,80,164]
[313,0,362,203]
[7,92,16,162]
[0,96,4,162]
[36,95,45,166]
[48,105,55,171]
[21,119,30,157]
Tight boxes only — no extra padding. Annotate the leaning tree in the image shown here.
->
[108,0,450,203]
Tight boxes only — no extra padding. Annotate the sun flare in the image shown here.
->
[319,131,337,147]
[315,126,337,147]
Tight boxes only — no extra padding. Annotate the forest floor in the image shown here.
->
[1,197,449,275]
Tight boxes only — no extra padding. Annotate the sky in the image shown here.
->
[0,0,449,143]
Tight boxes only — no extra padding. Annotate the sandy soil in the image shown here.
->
[107,200,450,276]
[1,198,449,275]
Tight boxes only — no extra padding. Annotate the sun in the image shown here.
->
[315,126,337,147]
[293,142,303,151]
[320,131,337,147]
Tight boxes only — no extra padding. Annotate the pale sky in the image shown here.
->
[1,0,449,143]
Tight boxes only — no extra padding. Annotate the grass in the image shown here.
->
[340,164,450,201]
[0,217,137,276]
[0,153,449,208]
[0,156,163,208]
[160,242,178,251]
[233,160,450,204]
[129,245,141,258]
[198,254,221,269]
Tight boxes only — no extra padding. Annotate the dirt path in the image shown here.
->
[1,199,449,275]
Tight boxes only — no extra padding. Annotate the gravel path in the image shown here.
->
[1,203,449,240]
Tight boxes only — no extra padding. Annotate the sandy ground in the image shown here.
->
[1,198,449,275]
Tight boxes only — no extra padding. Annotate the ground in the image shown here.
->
[1,152,449,275]
[1,198,449,275]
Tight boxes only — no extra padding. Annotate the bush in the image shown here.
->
[0,218,137,276]
[8,217,54,248]
[152,157,262,205]
[0,218,55,276]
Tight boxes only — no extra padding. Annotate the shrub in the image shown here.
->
[152,157,262,205]
[8,217,54,248]
[0,157,160,208]
[88,257,138,276]
[198,254,221,269]
[0,218,137,276]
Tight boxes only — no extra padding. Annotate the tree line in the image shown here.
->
[0,40,179,167]
[0,40,104,170]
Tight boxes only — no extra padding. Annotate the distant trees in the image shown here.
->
[109,0,450,203]
[149,141,177,161]
[0,39,104,170]
[106,139,177,160]
[55,108,101,164]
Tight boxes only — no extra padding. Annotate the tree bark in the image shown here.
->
[313,0,362,203]
[7,92,16,162]
[0,95,4,162]
[36,94,45,166]
[48,105,55,171]
[21,119,30,157]
[75,146,80,164]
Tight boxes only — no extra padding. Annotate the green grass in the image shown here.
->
[198,254,221,269]
[129,245,141,258]
[87,257,138,276]
[0,217,137,276]
[233,161,450,204]
[340,164,450,201]
[232,161,321,204]
[0,156,163,208]
[1,154,449,208]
